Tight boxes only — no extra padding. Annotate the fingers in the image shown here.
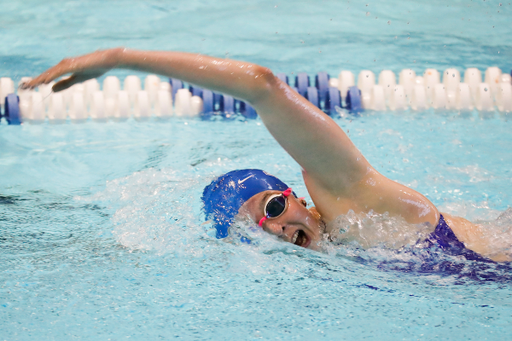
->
[20,72,104,93]
[52,75,77,92]
[19,73,76,93]
[20,59,74,90]
[20,71,106,94]
[18,74,50,90]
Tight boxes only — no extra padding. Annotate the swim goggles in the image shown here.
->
[258,188,293,227]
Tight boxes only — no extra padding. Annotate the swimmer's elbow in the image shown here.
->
[248,66,279,103]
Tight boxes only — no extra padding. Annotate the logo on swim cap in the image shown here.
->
[202,169,290,239]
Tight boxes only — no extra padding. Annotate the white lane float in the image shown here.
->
[174,88,192,117]
[47,92,66,123]
[84,79,100,107]
[389,85,407,111]
[28,92,46,123]
[357,70,375,110]
[134,91,151,121]
[69,92,87,122]
[17,77,33,102]
[411,85,428,111]
[399,69,416,103]
[124,75,141,106]
[115,90,130,121]
[370,85,386,111]
[431,84,447,110]
[475,83,494,112]
[328,78,339,89]
[90,91,106,122]
[190,96,204,116]
[37,81,55,110]
[484,67,502,98]
[378,70,397,102]
[104,98,117,119]
[456,83,473,113]
[424,68,441,101]
[338,71,355,101]
[103,76,120,100]
[144,75,161,107]
[443,68,461,110]
[496,83,512,113]
[155,89,173,118]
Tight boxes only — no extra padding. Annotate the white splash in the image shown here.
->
[326,210,435,250]
[77,168,208,256]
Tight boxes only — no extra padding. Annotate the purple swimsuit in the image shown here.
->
[424,214,489,262]
[372,215,511,281]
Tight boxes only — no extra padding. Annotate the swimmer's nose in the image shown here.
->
[262,220,286,237]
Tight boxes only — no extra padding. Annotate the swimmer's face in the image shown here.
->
[239,190,325,250]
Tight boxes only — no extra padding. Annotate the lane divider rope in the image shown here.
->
[0,66,511,125]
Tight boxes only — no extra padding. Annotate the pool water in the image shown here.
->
[1,0,512,340]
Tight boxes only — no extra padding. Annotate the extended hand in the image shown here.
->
[20,48,123,92]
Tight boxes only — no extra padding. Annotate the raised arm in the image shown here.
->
[24,48,277,102]
[24,48,371,195]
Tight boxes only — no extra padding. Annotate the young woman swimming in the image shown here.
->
[22,48,511,262]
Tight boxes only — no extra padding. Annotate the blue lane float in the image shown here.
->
[239,101,257,119]
[4,94,21,125]
[189,85,203,98]
[221,95,236,119]
[306,87,319,108]
[315,72,330,105]
[187,82,258,120]
[345,86,363,113]
[213,93,223,111]
[274,72,343,115]
[169,74,346,120]
[295,73,310,98]
[325,87,342,115]
[170,78,183,101]
[235,99,258,119]
[200,89,214,120]
[277,73,289,85]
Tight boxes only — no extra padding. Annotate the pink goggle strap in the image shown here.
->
[258,188,292,227]
[282,188,292,197]
[258,216,267,227]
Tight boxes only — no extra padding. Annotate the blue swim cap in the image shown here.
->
[202,169,290,239]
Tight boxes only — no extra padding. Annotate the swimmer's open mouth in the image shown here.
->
[291,230,310,248]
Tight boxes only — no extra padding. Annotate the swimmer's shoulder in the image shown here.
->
[303,168,439,227]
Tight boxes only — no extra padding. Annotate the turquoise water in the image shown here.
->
[1,0,512,340]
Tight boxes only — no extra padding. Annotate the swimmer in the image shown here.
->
[22,48,511,262]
